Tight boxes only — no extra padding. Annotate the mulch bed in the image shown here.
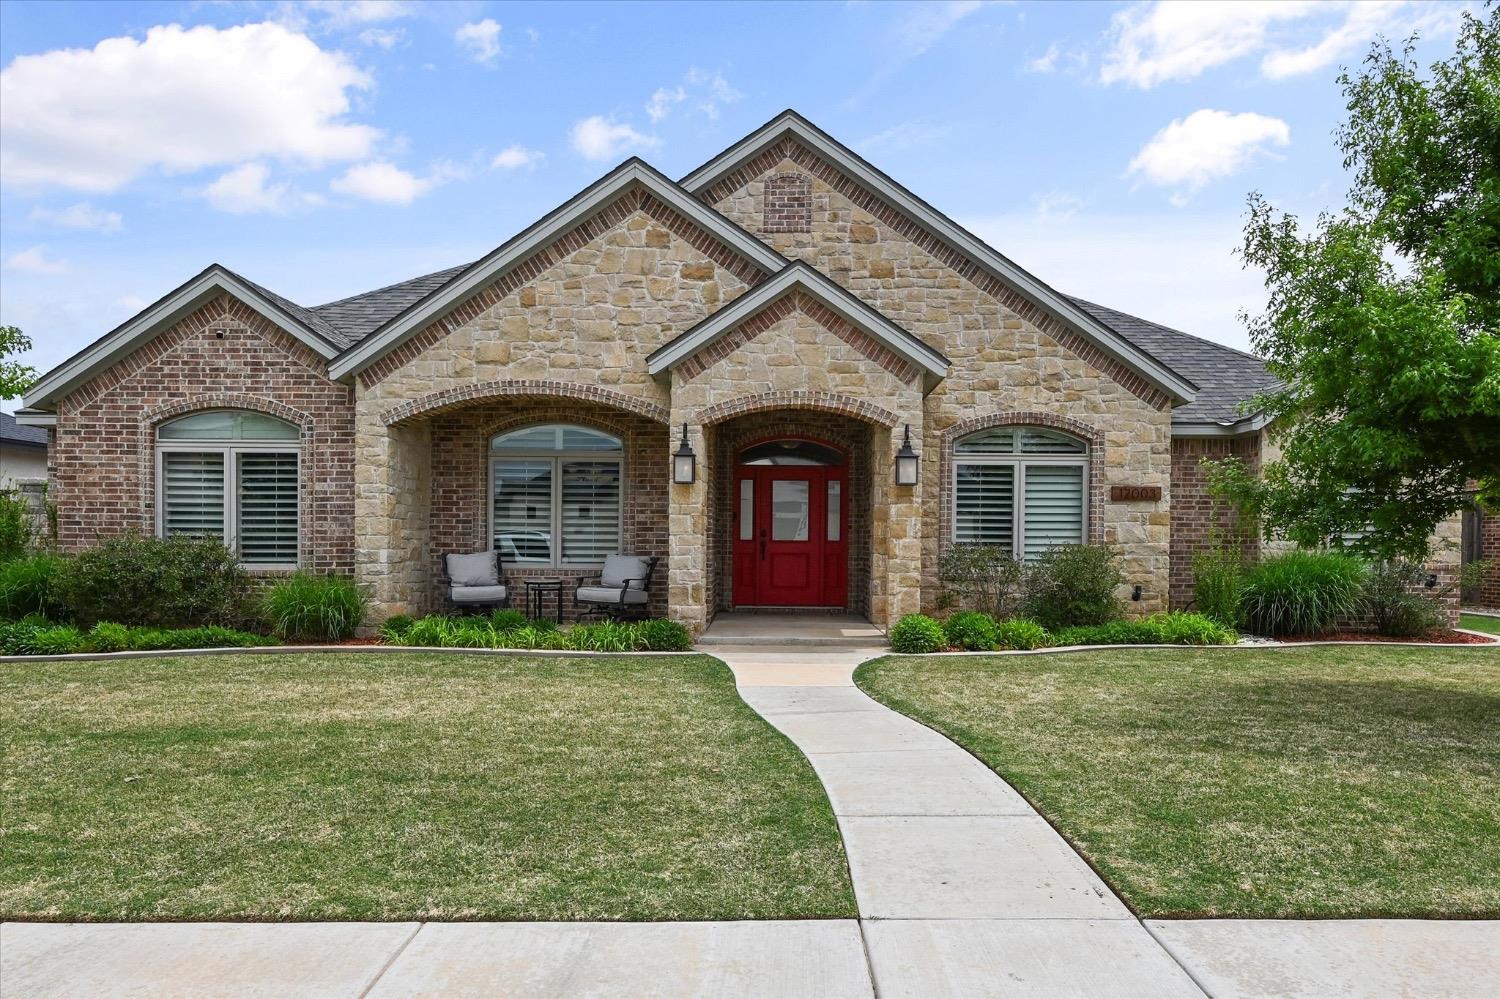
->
[1279,629,1496,645]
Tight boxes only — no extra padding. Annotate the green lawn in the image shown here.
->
[1,653,854,922]
[1461,613,1500,635]
[857,645,1500,919]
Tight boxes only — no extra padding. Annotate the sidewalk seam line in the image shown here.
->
[1142,919,1216,999]
[357,920,423,999]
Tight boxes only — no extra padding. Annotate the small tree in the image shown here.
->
[1239,8,1500,562]
[0,326,37,401]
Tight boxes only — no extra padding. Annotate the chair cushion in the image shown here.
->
[576,585,649,606]
[447,551,499,587]
[450,584,508,604]
[600,555,649,589]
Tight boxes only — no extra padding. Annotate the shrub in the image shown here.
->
[84,621,133,653]
[377,614,415,644]
[1240,550,1367,636]
[569,621,641,652]
[0,553,67,620]
[28,624,84,656]
[1193,546,1248,629]
[53,534,253,628]
[944,611,998,651]
[0,489,35,563]
[638,618,693,651]
[489,608,527,631]
[1362,560,1444,637]
[890,613,947,654]
[1152,611,1237,645]
[993,617,1050,650]
[1022,544,1124,631]
[0,615,49,655]
[263,573,366,642]
[1053,612,1236,647]
[938,544,1025,618]
[401,615,453,647]
[125,625,276,651]
[502,624,572,650]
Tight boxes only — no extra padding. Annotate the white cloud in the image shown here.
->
[898,0,986,59]
[569,116,658,162]
[1129,109,1290,198]
[280,1,413,31]
[646,86,686,122]
[358,27,404,49]
[1032,191,1085,220]
[491,145,544,170]
[329,160,463,205]
[0,22,378,193]
[4,246,68,275]
[28,203,122,233]
[1101,1,1318,87]
[1026,43,1061,73]
[202,162,322,214]
[858,122,952,154]
[1100,1,1451,88]
[455,19,502,65]
[963,209,1264,351]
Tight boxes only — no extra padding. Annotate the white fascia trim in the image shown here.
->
[1170,413,1268,438]
[21,267,340,412]
[646,264,948,379]
[13,411,57,428]
[329,161,785,381]
[683,114,1198,405]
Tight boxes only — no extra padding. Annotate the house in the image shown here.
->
[19,110,1431,632]
[1,411,49,485]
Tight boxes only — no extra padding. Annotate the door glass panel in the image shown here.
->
[739,440,844,466]
[739,479,754,541]
[771,480,810,541]
[827,480,841,542]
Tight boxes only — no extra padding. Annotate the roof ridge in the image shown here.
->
[313,262,473,312]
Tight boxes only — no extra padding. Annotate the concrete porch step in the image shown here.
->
[697,612,887,647]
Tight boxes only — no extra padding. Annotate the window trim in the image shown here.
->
[488,425,626,569]
[950,429,1089,562]
[155,440,302,570]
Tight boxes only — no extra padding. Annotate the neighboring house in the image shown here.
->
[15,111,1455,631]
[0,411,49,485]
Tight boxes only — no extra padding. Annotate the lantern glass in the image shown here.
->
[673,452,695,485]
[895,453,919,485]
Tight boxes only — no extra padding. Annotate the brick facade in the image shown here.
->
[1168,434,1262,609]
[49,295,355,573]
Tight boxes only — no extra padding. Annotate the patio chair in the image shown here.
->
[574,555,658,620]
[442,549,509,609]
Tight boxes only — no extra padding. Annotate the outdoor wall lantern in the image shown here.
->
[1132,584,1143,602]
[1425,573,1438,589]
[673,423,696,485]
[894,424,920,486]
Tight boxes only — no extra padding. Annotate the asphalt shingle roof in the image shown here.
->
[1068,297,1281,426]
[0,412,48,447]
[228,270,354,350]
[311,264,473,342]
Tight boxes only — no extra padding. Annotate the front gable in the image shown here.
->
[683,112,1196,409]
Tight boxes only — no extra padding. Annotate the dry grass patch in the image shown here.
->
[2,653,854,921]
[857,645,1500,918]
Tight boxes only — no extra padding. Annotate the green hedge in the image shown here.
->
[892,610,1235,653]
[0,617,276,656]
[382,614,694,653]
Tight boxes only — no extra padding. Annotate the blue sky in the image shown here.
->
[0,0,1473,408]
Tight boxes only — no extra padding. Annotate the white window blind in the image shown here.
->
[162,452,225,540]
[1022,464,1084,561]
[492,459,553,563]
[955,463,1015,547]
[561,460,621,564]
[237,452,299,565]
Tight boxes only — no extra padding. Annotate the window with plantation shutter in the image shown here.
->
[162,452,225,540]
[490,424,624,568]
[237,452,299,565]
[157,410,301,567]
[952,425,1088,562]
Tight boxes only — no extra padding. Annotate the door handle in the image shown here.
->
[760,528,766,560]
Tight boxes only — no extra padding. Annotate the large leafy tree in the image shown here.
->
[1241,5,1500,561]
[0,326,36,401]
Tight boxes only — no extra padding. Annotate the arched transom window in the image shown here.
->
[952,426,1088,561]
[156,410,300,567]
[490,424,623,566]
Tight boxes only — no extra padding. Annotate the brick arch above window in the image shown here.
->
[382,379,669,427]
[939,411,1106,548]
[698,391,901,429]
[140,393,314,436]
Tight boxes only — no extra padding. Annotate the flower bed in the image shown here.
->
[381,611,694,653]
[891,610,1239,654]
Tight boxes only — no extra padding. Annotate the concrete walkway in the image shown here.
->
[5,645,1498,998]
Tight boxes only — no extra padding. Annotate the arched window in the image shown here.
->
[156,410,300,566]
[952,426,1088,561]
[490,424,623,566]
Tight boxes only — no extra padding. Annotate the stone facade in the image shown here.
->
[47,294,355,573]
[709,153,1173,614]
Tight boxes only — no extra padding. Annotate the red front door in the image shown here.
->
[732,463,848,607]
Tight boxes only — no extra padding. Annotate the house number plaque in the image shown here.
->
[1110,485,1162,502]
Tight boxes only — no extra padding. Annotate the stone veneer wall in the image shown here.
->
[1169,434,1262,609]
[49,295,355,573]
[707,410,874,620]
[426,400,668,620]
[710,153,1174,614]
